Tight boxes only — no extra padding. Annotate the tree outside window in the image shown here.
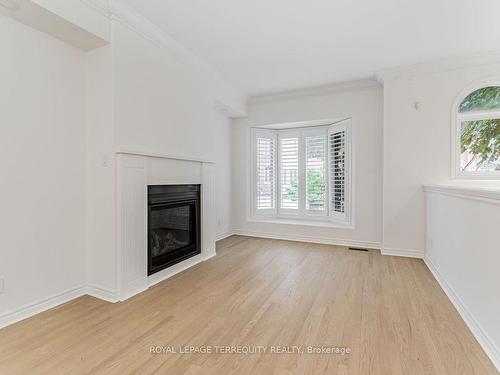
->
[458,86,500,173]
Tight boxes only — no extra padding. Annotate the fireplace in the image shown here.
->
[147,184,201,276]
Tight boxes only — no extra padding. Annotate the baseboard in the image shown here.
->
[424,256,500,372]
[216,231,233,242]
[147,251,216,289]
[231,229,381,250]
[119,277,149,302]
[381,247,425,259]
[86,285,120,303]
[0,285,87,329]
[0,251,217,329]
[148,254,203,288]
[202,251,216,261]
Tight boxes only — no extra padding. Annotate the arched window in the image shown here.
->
[455,86,500,177]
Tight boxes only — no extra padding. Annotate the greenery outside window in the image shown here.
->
[251,119,352,226]
[456,86,500,177]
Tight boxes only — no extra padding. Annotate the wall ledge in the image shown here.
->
[115,149,215,164]
[423,183,500,205]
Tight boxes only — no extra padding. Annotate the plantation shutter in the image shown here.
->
[305,134,326,211]
[279,135,299,210]
[255,132,276,211]
[328,120,351,221]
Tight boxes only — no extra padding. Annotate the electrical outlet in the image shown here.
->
[217,219,222,227]
[0,278,4,294]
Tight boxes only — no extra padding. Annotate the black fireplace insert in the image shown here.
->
[148,184,201,275]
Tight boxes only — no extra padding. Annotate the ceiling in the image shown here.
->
[122,0,500,96]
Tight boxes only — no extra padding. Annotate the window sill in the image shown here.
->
[248,217,354,229]
[454,171,500,180]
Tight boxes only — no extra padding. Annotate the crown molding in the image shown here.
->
[375,50,500,83]
[79,0,111,18]
[107,0,204,68]
[77,0,196,69]
[249,78,381,105]
[108,0,247,115]
[79,0,247,116]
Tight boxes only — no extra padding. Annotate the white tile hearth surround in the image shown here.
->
[117,152,216,300]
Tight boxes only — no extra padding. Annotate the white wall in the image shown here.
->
[0,15,86,314]
[85,45,116,294]
[112,21,216,161]
[111,17,246,162]
[213,111,232,239]
[231,83,383,247]
[425,187,500,371]
[381,62,500,256]
[0,1,245,323]
[110,16,242,246]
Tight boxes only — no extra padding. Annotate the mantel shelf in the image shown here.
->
[115,148,215,164]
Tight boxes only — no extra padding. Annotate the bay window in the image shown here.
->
[252,119,353,226]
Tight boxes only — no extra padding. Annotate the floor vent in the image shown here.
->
[348,247,369,252]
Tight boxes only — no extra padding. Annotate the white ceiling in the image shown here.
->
[122,0,500,96]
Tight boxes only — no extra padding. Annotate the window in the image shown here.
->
[252,119,352,226]
[454,86,500,177]
[279,135,299,211]
[255,131,276,212]
[305,134,326,211]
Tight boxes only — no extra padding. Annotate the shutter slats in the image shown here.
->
[255,121,350,224]
[256,136,275,209]
[305,135,326,211]
[329,130,346,214]
[280,137,299,209]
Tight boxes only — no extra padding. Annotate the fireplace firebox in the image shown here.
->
[147,184,201,276]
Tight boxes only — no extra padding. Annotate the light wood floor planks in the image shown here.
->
[0,236,497,374]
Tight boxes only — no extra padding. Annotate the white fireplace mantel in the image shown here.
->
[115,148,216,164]
[116,151,216,301]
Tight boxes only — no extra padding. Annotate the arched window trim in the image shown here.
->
[451,80,500,179]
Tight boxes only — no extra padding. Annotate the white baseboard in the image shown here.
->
[119,277,149,302]
[147,254,202,288]
[86,285,120,303]
[202,251,216,262]
[425,256,500,372]
[0,285,87,329]
[0,251,217,329]
[147,251,216,289]
[216,231,233,242]
[381,247,425,259]
[231,229,381,250]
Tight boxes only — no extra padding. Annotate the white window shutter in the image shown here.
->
[254,131,277,213]
[279,135,300,211]
[305,134,327,212]
[328,120,351,223]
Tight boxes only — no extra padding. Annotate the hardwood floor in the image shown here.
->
[0,236,497,375]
